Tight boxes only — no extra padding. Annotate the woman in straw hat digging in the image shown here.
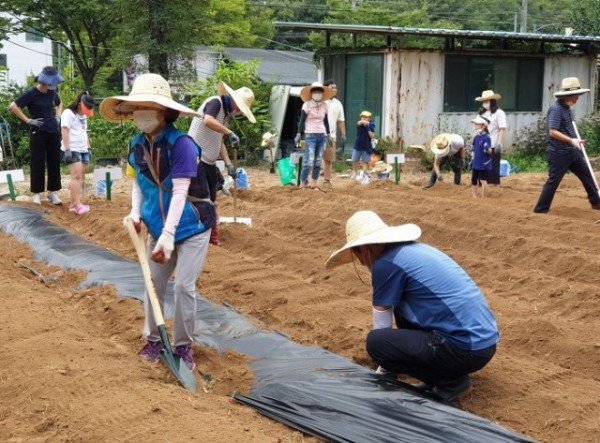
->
[424,133,464,189]
[188,81,256,245]
[326,211,499,402]
[100,73,216,370]
[533,77,600,213]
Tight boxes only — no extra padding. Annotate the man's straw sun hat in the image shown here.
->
[554,77,590,97]
[217,81,256,123]
[99,73,201,122]
[475,90,502,102]
[430,133,453,156]
[326,211,421,269]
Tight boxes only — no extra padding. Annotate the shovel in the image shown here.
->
[572,122,600,196]
[219,140,252,226]
[125,219,197,392]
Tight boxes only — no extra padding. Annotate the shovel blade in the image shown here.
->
[159,349,197,392]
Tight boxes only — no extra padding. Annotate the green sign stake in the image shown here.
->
[7,173,16,201]
[105,171,112,201]
[394,158,399,184]
[296,157,303,187]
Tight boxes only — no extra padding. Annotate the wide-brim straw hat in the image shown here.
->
[430,133,452,155]
[99,73,201,123]
[554,77,590,97]
[325,211,421,269]
[37,66,64,86]
[475,90,502,102]
[217,81,256,123]
[300,81,334,102]
[370,161,393,174]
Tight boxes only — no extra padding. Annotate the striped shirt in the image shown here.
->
[188,96,229,164]
[547,100,576,151]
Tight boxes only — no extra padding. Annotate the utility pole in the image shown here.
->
[520,0,528,33]
[350,0,359,9]
[514,13,518,33]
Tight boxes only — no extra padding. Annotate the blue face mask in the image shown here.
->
[221,95,233,114]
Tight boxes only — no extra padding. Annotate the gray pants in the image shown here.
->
[143,230,211,347]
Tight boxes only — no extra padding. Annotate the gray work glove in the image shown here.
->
[340,135,347,145]
[228,131,240,146]
[227,163,237,179]
[294,133,301,146]
[493,144,502,154]
[437,174,443,182]
[64,150,72,163]
[28,118,44,128]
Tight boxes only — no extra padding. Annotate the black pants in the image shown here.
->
[202,161,220,203]
[488,151,501,185]
[534,147,600,213]
[366,315,496,385]
[30,130,61,193]
[427,155,462,187]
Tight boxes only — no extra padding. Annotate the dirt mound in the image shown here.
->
[3,167,600,442]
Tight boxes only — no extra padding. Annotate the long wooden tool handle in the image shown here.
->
[572,122,600,192]
[125,220,166,327]
[233,144,238,222]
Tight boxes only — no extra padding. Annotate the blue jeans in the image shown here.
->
[300,133,326,183]
[61,150,91,165]
[351,149,371,163]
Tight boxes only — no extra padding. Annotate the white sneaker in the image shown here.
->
[350,172,357,179]
[32,194,41,204]
[47,192,62,205]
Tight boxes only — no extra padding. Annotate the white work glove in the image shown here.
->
[28,118,44,128]
[375,366,389,375]
[294,133,301,146]
[123,211,141,232]
[571,138,584,150]
[151,231,174,264]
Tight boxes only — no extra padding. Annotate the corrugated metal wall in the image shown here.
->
[387,50,598,149]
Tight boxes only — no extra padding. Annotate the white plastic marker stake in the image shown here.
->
[572,122,600,196]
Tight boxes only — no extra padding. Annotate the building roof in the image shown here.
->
[274,22,600,45]
[220,47,317,85]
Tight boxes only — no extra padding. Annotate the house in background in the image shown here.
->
[275,22,600,149]
[0,14,54,89]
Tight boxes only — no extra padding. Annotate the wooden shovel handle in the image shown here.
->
[125,219,166,327]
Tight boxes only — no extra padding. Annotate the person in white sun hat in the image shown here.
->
[533,77,600,213]
[475,90,506,186]
[424,133,465,189]
[326,211,499,402]
[100,73,216,372]
[188,81,256,245]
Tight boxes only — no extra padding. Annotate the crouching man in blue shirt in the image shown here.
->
[326,211,498,402]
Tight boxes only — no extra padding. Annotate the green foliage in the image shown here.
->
[577,116,600,156]
[0,83,33,166]
[504,152,547,172]
[88,117,138,161]
[373,136,398,157]
[570,0,600,35]
[186,60,273,165]
[514,116,548,157]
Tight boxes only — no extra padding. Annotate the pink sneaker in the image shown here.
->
[72,204,90,215]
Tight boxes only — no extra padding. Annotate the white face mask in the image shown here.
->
[133,110,161,133]
[312,92,323,102]
[482,101,490,110]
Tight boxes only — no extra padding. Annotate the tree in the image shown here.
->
[116,0,273,79]
[571,0,600,35]
[0,0,122,92]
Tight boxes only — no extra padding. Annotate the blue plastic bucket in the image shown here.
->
[499,159,511,177]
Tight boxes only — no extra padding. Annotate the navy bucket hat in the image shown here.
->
[37,66,64,86]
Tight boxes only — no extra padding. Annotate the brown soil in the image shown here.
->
[2,168,600,442]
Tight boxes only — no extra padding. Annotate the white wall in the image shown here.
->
[386,50,598,149]
[0,24,54,87]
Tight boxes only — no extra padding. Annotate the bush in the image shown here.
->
[88,117,138,160]
[514,116,547,157]
[185,59,272,165]
[0,83,32,166]
[577,115,600,156]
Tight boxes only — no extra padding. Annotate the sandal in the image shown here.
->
[73,204,90,215]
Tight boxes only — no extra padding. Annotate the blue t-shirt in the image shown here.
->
[372,243,499,351]
[354,121,375,153]
[14,87,61,133]
[170,136,199,179]
[472,133,492,170]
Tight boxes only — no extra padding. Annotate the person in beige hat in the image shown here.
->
[100,73,214,372]
[533,77,600,213]
[424,133,464,189]
[295,81,333,189]
[187,81,256,244]
[326,210,498,402]
[475,90,506,185]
